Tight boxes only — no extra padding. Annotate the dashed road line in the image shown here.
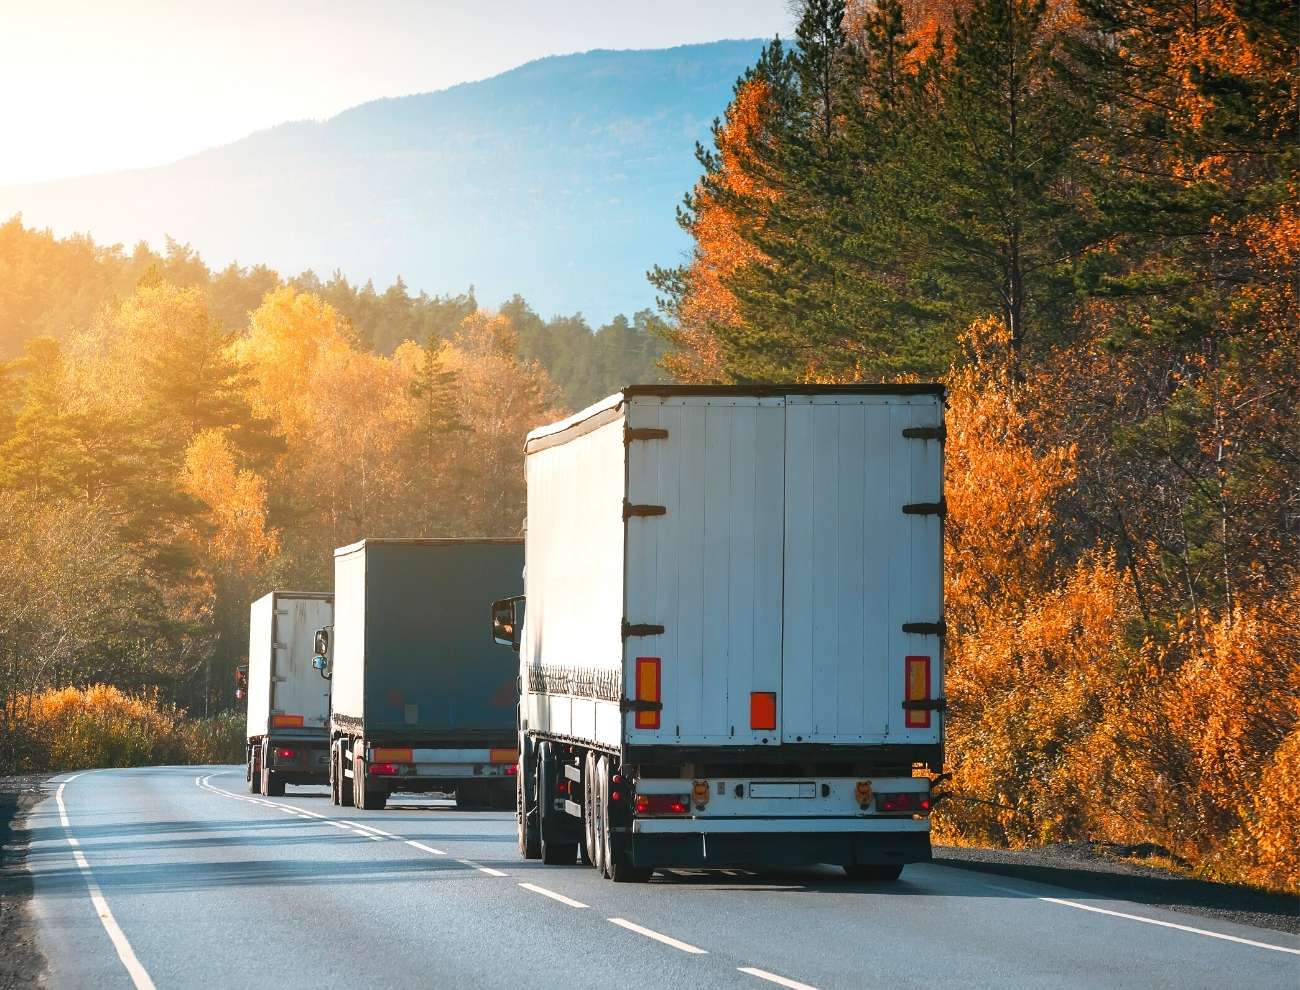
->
[518,882,588,908]
[738,966,820,990]
[984,883,1300,956]
[55,774,158,990]
[607,917,708,954]
[406,840,447,856]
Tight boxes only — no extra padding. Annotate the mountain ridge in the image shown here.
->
[0,40,763,321]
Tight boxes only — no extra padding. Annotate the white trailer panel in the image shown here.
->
[521,386,945,756]
[245,591,333,740]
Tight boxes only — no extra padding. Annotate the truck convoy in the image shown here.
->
[244,591,334,797]
[494,385,945,881]
[326,539,524,811]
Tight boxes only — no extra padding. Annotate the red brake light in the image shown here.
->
[368,762,398,776]
[634,794,690,816]
[877,792,930,814]
[275,747,297,760]
[609,790,621,802]
[505,764,518,776]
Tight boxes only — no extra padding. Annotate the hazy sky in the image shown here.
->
[1,0,792,186]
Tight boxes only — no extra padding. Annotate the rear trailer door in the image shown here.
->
[781,394,943,746]
[623,395,786,746]
[271,595,333,731]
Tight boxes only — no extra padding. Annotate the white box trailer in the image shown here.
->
[243,590,334,797]
[495,384,944,881]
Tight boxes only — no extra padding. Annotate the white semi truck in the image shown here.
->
[244,590,334,796]
[493,385,945,881]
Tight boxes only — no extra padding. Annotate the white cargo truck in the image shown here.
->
[244,591,334,797]
[493,385,945,881]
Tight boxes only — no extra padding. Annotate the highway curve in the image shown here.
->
[22,767,1300,989]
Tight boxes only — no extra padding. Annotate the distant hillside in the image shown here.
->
[0,41,763,324]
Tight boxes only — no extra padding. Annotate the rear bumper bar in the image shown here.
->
[617,826,931,870]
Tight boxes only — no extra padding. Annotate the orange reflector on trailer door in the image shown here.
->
[271,714,304,728]
[905,656,931,728]
[634,657,661,729]
[750,692,777,731]
[489,748,518,764]
[372,748,413,763]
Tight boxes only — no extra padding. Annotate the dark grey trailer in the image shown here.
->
[328,539,523,810]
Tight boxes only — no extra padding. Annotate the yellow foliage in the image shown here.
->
[181,429,279,574]
[16,685,243,771]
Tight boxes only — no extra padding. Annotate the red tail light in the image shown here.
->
[368,762,398,776]
[877,792,930,814]
[275,747,297,760]
[557,779,570,795]
[505,764,518,776]
[634,794,690,816]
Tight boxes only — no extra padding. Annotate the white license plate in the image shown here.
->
[749,781,816,799]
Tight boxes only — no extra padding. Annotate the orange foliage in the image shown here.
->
[181,429,279,575]
[668,78,777,383]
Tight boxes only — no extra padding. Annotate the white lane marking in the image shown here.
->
[458,858,508,877]
[55,774,158,990]
[607,917,708,954]
[518,882,588,908]
[407,841,447,856]
[984,883,1300,956]
[196,773,503,873]
[738,966,820,990]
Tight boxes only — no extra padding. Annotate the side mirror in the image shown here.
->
[491,596,524,651]
[313,629,329,656]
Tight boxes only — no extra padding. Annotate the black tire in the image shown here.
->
[538,744,577,865]
[247,746,260,794]
[601,761,651,883]
[582,752,597,867]
[843,864,904,882]
[592,756,609,877]
[517,761,541,859]
[329,746,339,804]
[354,754,387,811]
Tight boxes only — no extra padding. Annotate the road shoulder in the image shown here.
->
[0,774,50,990]
[933,842,1299,936]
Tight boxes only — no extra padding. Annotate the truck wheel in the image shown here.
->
[517,765,541,859]
[599,759,650,883]
[354,754,387,811]
[247,746,260,794]
[844,864,904,882]
[260,763,285,798]
[592,756,609,877]
[582,751,597,867]
[538,744,576,865]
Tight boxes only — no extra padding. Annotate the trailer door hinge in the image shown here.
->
[901,697,947,712]
[902,425,946,442]
[624,501,667,520]
[626,426,669,443]
[622,620,666,639]
[902,620,946,637]
[902,499,946,518]
[619,697,664,714]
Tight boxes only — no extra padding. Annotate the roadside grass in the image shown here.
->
[1,685,244,772]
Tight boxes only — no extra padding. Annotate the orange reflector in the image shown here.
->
[489,748,519,764]
[905,656,931,728]
[634,657,661,729]
[271,714,304,728]
[750,692,777,731]
[372,747,413,763]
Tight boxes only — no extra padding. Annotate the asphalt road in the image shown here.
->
[23,766,1300,989]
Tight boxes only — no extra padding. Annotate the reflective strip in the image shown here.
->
[905,656,931,728]
[271,714,304,728]
[372,747,413,763]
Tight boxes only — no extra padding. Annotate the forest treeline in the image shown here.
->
[0,217,663,770]
[0,217,665,409]
[653,0,1296,889]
